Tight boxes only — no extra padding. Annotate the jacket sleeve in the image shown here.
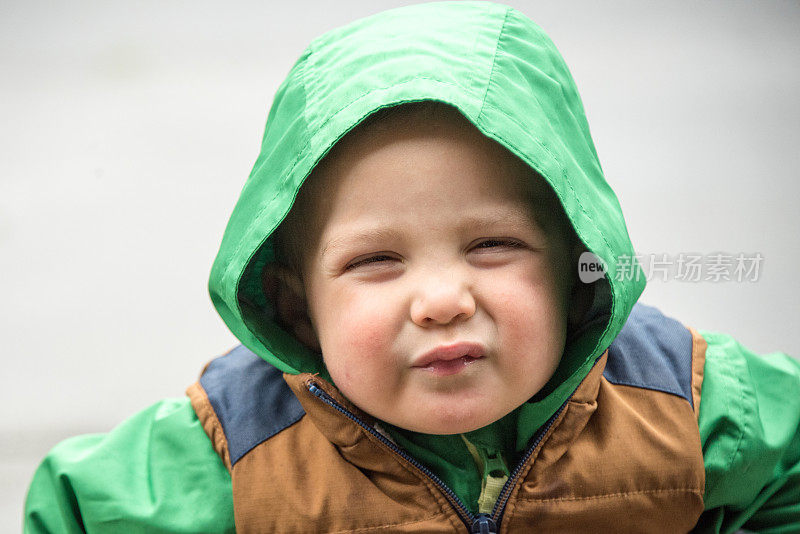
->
[24,397,235,534]
[697,330,800,534]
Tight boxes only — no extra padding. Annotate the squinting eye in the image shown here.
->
[473,239,524,250]
[345,254,396,270]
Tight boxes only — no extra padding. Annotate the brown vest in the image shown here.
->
[187,304,707,533]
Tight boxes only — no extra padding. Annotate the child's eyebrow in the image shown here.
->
[321,228,405,258]
[458,210,536,232]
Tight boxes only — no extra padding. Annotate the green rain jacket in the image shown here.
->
[24,2,800,533]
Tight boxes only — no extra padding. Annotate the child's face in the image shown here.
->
[291,109,574,435]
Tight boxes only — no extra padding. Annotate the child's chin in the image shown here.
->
[395,410,500,435]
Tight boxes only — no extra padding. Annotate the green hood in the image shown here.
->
[209,1,644,439]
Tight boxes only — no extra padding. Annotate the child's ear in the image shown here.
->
[261,264,321,352]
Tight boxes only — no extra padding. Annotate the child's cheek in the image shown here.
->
[322,293,398,390]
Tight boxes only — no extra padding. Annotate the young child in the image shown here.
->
[25,3,800,533]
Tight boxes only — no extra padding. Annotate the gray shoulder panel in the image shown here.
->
[200,345,305,466]
[604,303,694,408]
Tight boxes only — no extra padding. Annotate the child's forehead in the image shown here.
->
[305,103,542,203]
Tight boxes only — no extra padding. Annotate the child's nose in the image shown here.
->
[409,272,476,327]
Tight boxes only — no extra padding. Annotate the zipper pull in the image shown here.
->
[470,513,497,534]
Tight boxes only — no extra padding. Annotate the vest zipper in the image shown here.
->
[308,381,570,533]
[308,382,474,528]
[488,400,568,525]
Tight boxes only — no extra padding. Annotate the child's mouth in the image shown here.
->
[412,342,485,376]
[418,355,482,376]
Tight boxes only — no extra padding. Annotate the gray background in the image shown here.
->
[2,1,798,530]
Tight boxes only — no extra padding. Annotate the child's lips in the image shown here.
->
[412,342,485,376]
[416,355,483,376]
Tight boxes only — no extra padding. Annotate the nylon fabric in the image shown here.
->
[24,398,235,534]
[603,303,695,406]
[696,331,800,533]
[199,345,304,465]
